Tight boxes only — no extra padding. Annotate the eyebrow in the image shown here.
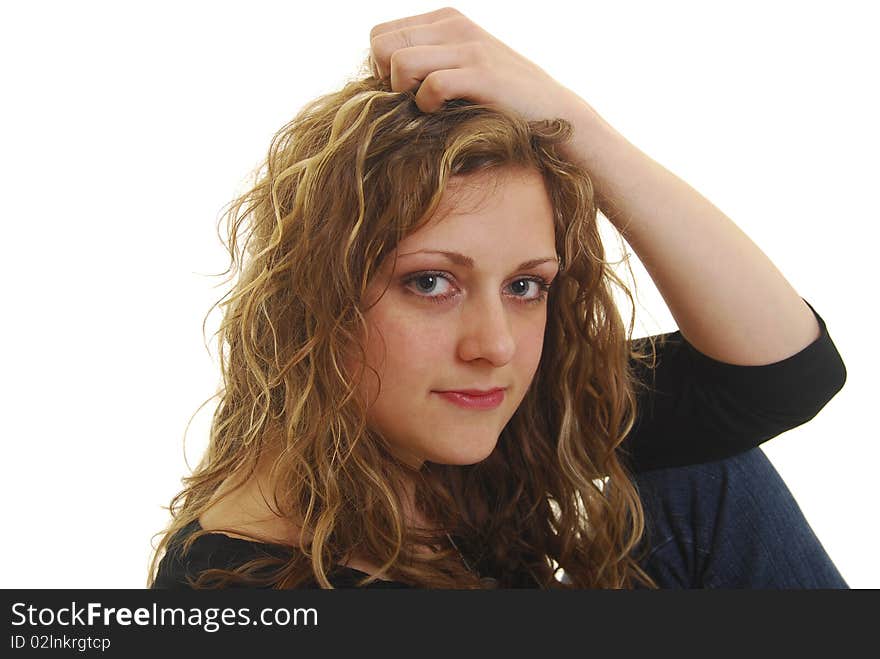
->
[398,250,560,271]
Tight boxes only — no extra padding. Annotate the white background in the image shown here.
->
[1,0,876,588]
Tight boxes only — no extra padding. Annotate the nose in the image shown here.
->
[456,292,516,366]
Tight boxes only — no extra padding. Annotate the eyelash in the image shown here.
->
[401,271,553,306]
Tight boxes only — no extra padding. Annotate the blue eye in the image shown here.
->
[401,271,552,305]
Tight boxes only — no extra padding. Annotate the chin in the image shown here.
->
[428,441,499,466]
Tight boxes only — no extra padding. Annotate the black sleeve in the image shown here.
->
[618,298,847,473]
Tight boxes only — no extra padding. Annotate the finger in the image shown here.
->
[389,44,473,94]
[370,12,485,78]
[372,18,471,80]
[369,6,460,42]
[414,67,495,114]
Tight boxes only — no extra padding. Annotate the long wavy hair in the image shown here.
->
[147,58,661,590]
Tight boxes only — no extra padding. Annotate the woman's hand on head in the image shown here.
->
[368,6,586,123]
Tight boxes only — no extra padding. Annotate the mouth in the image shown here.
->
[432,388,506,410]
[437,387,506,396]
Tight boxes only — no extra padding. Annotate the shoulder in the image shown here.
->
[151,519,412,589]
[159,453,411,588]
[197,471,405,585]
[197,463,304,547]
[151,519,291,589]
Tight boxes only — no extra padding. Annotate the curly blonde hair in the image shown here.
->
[147,58,660,589]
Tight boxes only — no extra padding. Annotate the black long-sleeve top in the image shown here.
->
[152,298,846,589]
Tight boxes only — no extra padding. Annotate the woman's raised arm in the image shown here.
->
[369,6,821,368]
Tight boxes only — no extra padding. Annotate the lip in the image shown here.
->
[434,388,506,410]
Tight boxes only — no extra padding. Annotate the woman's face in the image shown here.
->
[357,166,560,468]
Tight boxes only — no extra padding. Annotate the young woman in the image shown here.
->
[148,8,848,589]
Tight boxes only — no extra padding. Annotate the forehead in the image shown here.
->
[439,166,550,213]
[398,167,556,249]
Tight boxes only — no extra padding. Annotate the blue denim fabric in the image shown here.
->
[630,446,848,589]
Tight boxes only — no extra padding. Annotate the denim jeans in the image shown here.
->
[630,446,849,589]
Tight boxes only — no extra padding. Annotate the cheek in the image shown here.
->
[361,309,450,386]
[363,316,448,437]
[526,319,547,356]
[518,317,547,378]
[376,315,449,380]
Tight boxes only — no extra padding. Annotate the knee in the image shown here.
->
[633,446,777,497]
